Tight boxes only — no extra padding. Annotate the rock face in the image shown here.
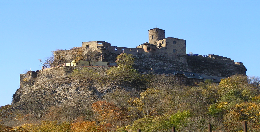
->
[3,66,117,127]
[133,54,190,73]
[186,55,247,77]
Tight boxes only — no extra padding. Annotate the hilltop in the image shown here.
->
[0,28,252,131]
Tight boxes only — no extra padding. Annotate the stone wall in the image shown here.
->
[155,37,186,58]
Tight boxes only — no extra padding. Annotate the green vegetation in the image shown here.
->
[106,53,149,87]
[1,53,260,131]
[5,74,259,131]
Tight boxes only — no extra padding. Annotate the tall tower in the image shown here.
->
[148,28,165,45]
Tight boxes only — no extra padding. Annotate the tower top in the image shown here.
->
[148,28,165,31]
[148,28,165,44]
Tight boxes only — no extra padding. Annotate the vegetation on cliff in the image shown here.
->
[0,53,259,131]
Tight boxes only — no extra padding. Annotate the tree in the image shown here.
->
[208,75,260,131]
[115,53,134,68]
[106,53,145,86]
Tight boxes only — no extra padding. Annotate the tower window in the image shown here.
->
[158,43,162,48]
[152,35,153,39]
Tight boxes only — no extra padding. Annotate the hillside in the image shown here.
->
[0,52,258,131]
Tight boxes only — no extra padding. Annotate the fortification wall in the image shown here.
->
[186,54,247,77]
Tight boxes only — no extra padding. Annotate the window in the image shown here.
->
[115,48,117,51]
[173,41,176,44]
[147,47,150,50]
[162,41,164,44]
[86,45,89,48]
[158,43,162,48]
[173,49,176,53]
[152,35,153,39]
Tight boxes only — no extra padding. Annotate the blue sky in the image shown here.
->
[1,0,260,106]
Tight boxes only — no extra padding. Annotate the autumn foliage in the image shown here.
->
[1,52,260,131]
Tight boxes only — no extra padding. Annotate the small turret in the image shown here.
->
[148,28,165,45]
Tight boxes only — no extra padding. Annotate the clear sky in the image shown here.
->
[1,0,260,107]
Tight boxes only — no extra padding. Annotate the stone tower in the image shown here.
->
[148,28,165,45]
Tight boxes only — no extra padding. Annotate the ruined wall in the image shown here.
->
[53,47,84,66]
[154,37,186,59]
[82,41,112,53]
[82,41,142,55]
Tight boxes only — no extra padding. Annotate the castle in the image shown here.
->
[23,28,246,84]
[81,28,186,60]
[52,28,188,67]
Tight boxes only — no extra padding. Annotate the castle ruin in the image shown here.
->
[80,28,186,62]
[44,28,247,82]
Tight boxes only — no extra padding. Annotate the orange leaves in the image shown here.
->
[71,120,98,132]
[92,101,122,123]
[91,101,128,131]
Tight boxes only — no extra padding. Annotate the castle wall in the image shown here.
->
[154,37,186,59]
[82,41,112,53]
[123,48,144,55]
[165,37,186,56]
[82,41,98,50]
[156,39,167,48]
[82,41,144,55]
